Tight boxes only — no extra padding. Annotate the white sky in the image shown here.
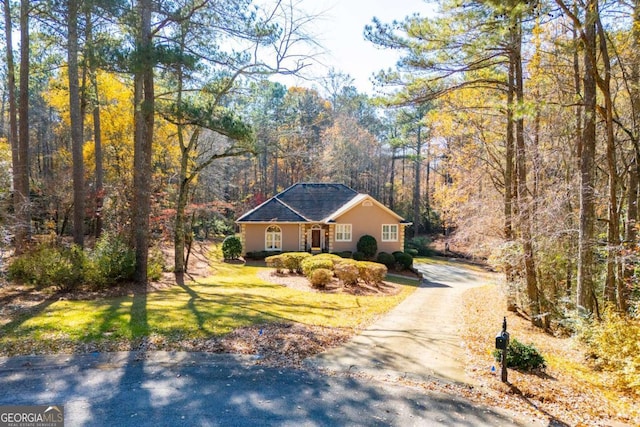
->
[270,0,433,95]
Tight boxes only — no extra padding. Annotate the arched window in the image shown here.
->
[265,225,282,251]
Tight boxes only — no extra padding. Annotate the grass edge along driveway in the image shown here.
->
[0,261,419,356]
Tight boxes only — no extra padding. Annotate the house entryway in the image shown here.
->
[307,224,326,253]
[311,228,321,250]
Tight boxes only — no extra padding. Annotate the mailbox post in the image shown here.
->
[495,317,509,383]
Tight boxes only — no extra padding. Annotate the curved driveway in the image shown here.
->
[307,261,497,385]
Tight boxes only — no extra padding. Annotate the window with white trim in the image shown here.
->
[335,224,352,242]
[382,224,398,242]
[265,225,282,250]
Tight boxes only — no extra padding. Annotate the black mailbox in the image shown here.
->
[495,331,509,350]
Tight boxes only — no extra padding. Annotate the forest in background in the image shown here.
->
[0,0,639,392]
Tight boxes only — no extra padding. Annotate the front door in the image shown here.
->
[311,229,321,249]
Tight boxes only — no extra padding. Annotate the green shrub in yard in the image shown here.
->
[301,256,334,278]
[405,236,433,256]
[334,261,359,286]
[310,253,343,266]
[393,252,414,270]
[376,252,396,269]
[86,232,136,287]
[357,235,377,259]
[352,251,365,261]
[8,242,86,291]
[309,268,333,288]
[493,338,546,372]
[357,261,387,285]
[147,246,165,281]
[405,248,418,257]
[265,254,285,273]
[281,252,312,274]
[221,235,242,260]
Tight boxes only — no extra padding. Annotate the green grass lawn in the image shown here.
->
[0,261,418,356]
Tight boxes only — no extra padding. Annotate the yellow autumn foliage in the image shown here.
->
[45,70,180,185]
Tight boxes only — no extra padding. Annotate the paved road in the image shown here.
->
[0,351,530,427]
[307,261,495,385]
[0,261,540,426]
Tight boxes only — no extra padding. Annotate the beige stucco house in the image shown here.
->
[236,183,410,255]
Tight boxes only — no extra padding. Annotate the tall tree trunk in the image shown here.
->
[68,0,84,247]
[505,47,517,312]
[577,0,598,315]
[622,0,640,313]
[85,7,104,238]
[174,35,188,275]
[595,13,620,307]
[15,0,31,252]
[3,0,20,250]
[512,14,540,326]
[132,0,154,283]
[571,5,583,302]
[424,137,431,231]
[413,126,422,234]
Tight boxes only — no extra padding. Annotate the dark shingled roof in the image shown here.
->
[237,183,359,223]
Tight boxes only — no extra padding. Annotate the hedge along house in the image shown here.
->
[236,183,411,255]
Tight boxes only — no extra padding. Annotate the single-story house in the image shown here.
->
[236,182,411,255]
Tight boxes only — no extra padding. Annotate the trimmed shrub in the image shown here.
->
[406,248,418,257]
[352,251,365,261]
[310,268,333,288]
[376,252,396,269]
[310,253,343,266]
[281,252,312,274]
[393,252,414,270]
[405,236,433,256]
[221,235,242,260]
[357,235,377,259]
[493,338,546,372]
[301,256,334,278]
[265,254,285,273]
[357,261,387,285]
[334,262,359,286]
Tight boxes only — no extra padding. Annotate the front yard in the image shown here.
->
[0,255,418,362]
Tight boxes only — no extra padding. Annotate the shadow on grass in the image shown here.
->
[0,293,60,335]
[174,271,346,333]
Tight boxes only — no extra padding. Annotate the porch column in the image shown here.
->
[328,224,334,253]
[299,224,306,251]
[239,224,247,255]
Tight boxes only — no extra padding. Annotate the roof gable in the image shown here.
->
[325,194,407,223]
